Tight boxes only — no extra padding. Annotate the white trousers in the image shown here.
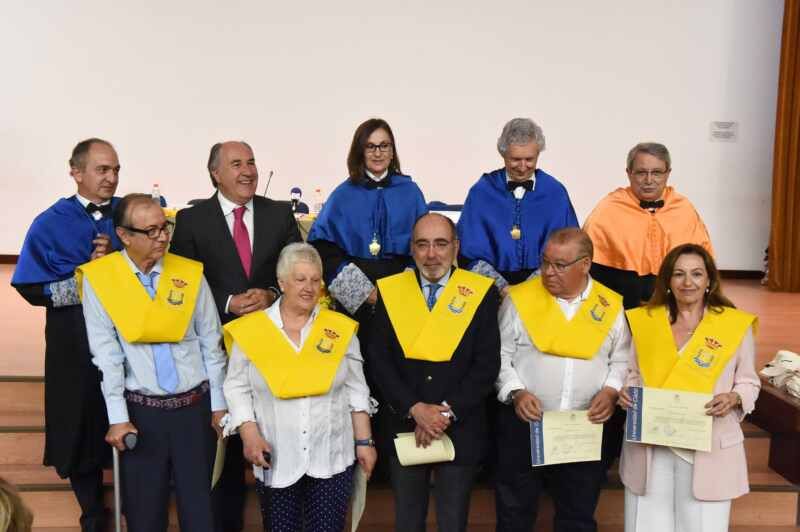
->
[624,446,731,532]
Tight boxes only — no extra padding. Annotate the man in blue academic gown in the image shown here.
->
[11,138,123,532]
[457,118,579,527]
[457,117,578,293]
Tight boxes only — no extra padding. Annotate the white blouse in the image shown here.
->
[223,299,373,488]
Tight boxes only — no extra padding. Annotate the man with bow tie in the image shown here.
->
[11,138,123,532]
[583,142,714,309]
[457,117,579,295]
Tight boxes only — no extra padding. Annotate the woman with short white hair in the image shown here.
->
[223,242,376,531]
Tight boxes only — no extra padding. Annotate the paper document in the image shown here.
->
[393,432,455,466]
[625,386,713,452]
[350,465,368,531]
[529,410,603,466]
[211,436,226,488]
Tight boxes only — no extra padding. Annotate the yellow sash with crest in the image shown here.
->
[508,277,623,359]
[626,306,757,393]
[377,269,492,362]
[223,309,357,399]
[76,252,203,343]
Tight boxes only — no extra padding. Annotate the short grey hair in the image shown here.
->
[497,118,546,155]
[276,243,323,281]
[626,142,671,171]
[207,140,254,187]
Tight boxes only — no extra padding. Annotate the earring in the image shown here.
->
[666,288,671,294]
[705,288,710,294]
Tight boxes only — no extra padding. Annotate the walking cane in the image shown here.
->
[112,432,138,532]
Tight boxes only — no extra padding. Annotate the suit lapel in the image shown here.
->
[250,198,269,279]
[210,192,250,281]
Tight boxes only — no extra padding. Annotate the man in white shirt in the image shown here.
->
[494,227,630,532]
[170,140,301,532]
[81,194,227,532]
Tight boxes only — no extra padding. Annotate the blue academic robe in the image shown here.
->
[307,174,428,283]
[11,195,121,477]
[457,168,578,277]
[12,196,122,286]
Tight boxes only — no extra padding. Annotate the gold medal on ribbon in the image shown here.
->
[510,225,521,240]
[369,235,381,256]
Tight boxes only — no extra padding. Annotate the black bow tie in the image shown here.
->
[507,180,533,192]
[85,203,113,217]
[364,175,392,189]
[639,200,665,211]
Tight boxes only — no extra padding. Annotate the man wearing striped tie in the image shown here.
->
[369,213,501,532]
[79,193,228,532]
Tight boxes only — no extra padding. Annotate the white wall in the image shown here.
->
[0,0,783,269]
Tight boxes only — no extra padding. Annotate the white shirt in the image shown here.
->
[223,299,373,488]
[496,277,630,411]
[365,169,389,182]
[76,193,112,221]
[506,170,537,200]
[217,193,254,252]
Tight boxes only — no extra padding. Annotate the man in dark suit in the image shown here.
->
[169,140,301,532]
[369,212,500,532]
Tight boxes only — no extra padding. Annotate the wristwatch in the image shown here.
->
[355,438,375,447]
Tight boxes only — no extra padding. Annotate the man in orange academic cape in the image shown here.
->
[584,142,713,310]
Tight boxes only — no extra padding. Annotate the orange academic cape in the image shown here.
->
[583,186,713,276]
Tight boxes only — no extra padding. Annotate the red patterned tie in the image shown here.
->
[233,206,252,278]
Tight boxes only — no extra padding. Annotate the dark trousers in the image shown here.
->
[389,456,477,532]
[212,434,247,532]
[255,466,354,532]
[494,405,604,532]
[121,394,216,532]
[69,468,107,532]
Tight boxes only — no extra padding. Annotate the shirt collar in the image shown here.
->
[121,249,164,277]
[420,267,452,290]
[267,296,321,328]
[217,192,254,217]
[555,277,593,305]
[76,193,111,208]
[366,169,389,182]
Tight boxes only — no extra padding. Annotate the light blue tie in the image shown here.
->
[426,283,441,310]
[137,271,179,393]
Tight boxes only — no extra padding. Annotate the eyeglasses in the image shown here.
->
[122,221,174,240]
[365,142,393,153]
[631,169,669,179]
[414,239,453,252]
[540,255,587,274]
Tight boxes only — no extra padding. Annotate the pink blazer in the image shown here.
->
[619,326,760,501]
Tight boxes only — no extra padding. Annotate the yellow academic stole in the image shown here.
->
[76,252,203,343]
[377,269,492,362]
[626,306,757,393]
[508,277,623,359]
[223,309,358,399]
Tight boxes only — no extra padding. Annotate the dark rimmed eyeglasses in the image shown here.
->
[121,221,175,240]
[365,142,393,153]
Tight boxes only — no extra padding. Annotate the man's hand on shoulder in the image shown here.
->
[90,233,112,261]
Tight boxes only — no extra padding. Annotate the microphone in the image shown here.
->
[262,170,274,197]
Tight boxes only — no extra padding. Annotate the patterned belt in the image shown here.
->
[124,381,209,410]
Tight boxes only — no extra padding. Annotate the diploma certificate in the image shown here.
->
[394,432,456,466]
[625,386,712,452]
[529,410,603,467]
